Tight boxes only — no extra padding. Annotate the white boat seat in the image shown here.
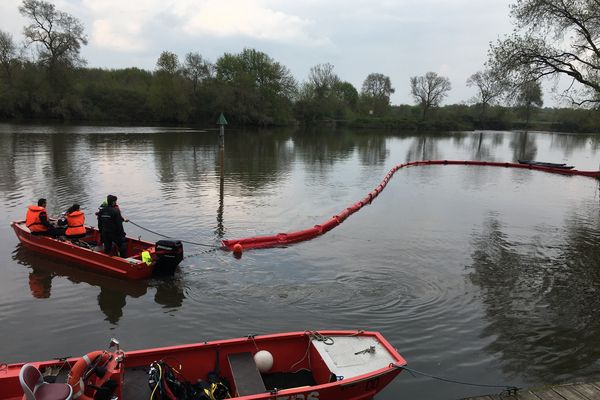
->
[20,363,72,400]
[227,352,266,396]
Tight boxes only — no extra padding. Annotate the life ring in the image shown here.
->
[67,351,109,400]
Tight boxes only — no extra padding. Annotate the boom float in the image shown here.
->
[222,160,600,252]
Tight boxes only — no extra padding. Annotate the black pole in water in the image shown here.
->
[216,113,228,237]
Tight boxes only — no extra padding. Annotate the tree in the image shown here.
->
[361,73,394,99]
[0,30,17,82]
[156,51,179,75]
[215,48,297,124]
[361,73,394,116]
[182,52,213,92]
[410,72,451,120]
[489,0,600,106]
[516,80,543,127]
[19,0,87,71]
[466,69,505,127]
[295,64,359,122]
[307,63,340,99]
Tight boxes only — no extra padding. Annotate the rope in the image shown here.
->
[127,220,221,249]
[397,365,519,394]
[290,331,335,372]
[183,248,220,259]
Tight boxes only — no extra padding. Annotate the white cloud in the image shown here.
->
[79,0,324,53]
[83,0,166,53]
[171,0,321,44]
[92,20,147,52]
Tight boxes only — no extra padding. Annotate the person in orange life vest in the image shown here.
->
[25,198,55,236]
[65,204,86,239]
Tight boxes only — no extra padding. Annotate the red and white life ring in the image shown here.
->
[67,351,109,400]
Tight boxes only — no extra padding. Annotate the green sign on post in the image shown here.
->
[217,113,228,125]
[217,113,227,147]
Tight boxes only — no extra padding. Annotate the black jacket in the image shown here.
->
[97,205,125,236]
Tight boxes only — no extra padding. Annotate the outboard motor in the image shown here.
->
[154,240,184,274]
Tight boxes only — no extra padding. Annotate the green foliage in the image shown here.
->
[214,48,296,125]
[360,73,394,116]
[156,51,179,75]
[294,64,359,124]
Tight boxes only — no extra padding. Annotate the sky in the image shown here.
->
[0,0,527,106]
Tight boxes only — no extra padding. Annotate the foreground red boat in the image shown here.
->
[11,221,184,280]
[0,330,406,400]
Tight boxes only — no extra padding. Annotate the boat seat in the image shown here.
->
[20,363,73,400]
[227,352,266,396]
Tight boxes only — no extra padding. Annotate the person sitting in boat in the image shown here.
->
[97,195,128,257]
[65,204,86,239]
[25,198,56,236]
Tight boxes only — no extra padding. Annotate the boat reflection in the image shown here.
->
[13,244,186,324]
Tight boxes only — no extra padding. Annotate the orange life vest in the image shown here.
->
[66,210,86,236]
[25,205,49,232]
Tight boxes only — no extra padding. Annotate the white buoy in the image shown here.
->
[254,350,274,373]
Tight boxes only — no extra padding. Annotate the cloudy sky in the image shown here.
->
[0,0,520,105]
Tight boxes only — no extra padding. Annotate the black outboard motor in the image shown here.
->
[154,240,184,274]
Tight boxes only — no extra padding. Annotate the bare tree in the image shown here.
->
[182,52,213,91]
[410,72,451,120]
[466,69,505,127]
[19,0,87,71]
[0,30,17,82]
[489,0,600,106]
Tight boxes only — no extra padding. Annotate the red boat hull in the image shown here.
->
[0,330,406,400]
[11,221,180,280]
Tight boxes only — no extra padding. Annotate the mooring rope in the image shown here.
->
[127,220,221,249]
[397,365,519,395]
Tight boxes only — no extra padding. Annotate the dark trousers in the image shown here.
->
[101,231,128,258]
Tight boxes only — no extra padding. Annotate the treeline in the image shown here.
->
[1,0,600,132]
[2,50,600,132]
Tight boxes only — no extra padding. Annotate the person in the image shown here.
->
[25,198,55,236]
[65,204,86,239]
[96,199,120,238]
[97,195,128,257]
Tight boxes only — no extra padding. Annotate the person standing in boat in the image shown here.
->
[65,204,86,239]
[25,198,55,236]
[97,195,128,257]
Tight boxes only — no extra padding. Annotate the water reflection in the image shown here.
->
[216,145,225,238]
[12,245,186,324]
[510,131,537,162]
[406,135,440,161]
[468,211,600,383]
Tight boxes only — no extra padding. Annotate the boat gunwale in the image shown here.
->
[11,220,155,279]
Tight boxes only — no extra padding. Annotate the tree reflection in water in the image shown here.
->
[468,212,600,383]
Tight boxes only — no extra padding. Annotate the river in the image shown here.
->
[1,124,600,399]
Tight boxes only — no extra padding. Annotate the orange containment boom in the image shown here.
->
[221,160,600,251]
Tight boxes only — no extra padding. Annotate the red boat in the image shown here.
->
[0,330,406,400]
[11,221,184,280]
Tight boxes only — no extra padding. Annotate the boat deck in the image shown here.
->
[312,335,397,380]
[463,381,600,400]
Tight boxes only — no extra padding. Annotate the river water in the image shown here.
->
[1,124,600,399]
